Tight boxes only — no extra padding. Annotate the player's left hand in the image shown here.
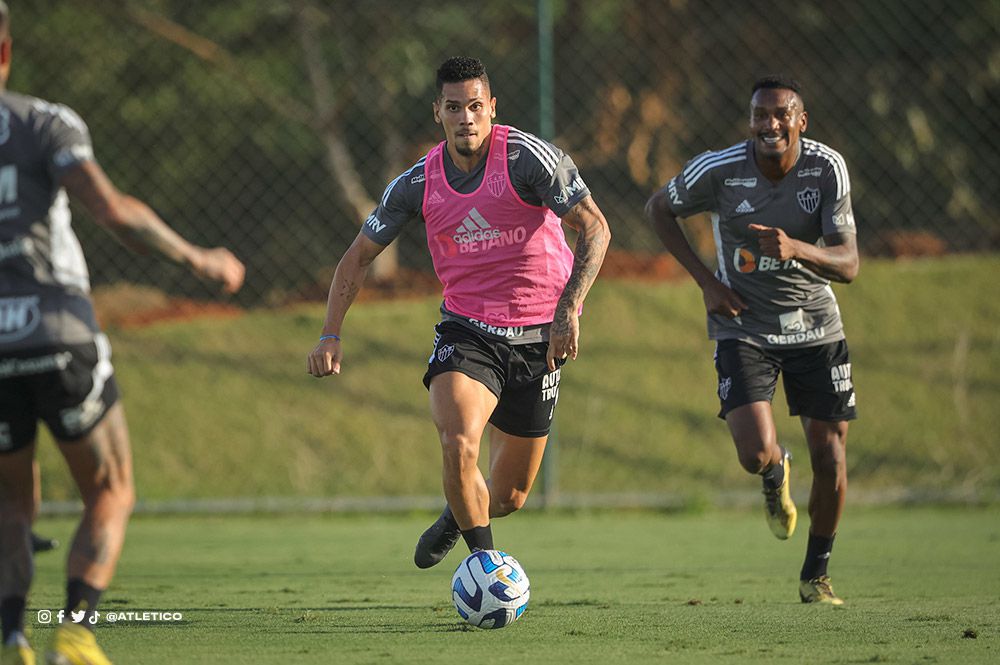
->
[547,309,579,371]
[748,224,798,261]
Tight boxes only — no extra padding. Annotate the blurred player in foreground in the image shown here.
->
[307,56,609,568]
[0,3,245,662]
[646,76,858,605]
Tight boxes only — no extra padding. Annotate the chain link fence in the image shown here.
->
[10,0,999,305]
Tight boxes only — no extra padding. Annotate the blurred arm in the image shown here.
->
[59,160,245,293]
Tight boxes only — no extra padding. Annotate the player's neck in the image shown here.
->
[754,140,800,183]
[446,132,492,173]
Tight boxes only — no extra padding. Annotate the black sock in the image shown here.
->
[760,448,785,490]
[65,579,103,633]
[439,505,459,531]
[1,596,26,642]
[760,458,785,490]
[461,525,494,552]
[800,533,836,581]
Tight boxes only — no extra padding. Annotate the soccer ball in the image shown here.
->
[451,549,530,629]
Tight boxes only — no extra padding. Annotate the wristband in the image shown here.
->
[319,334,340,342]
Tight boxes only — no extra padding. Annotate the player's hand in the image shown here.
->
[307,338,342,377]
[748,224,797,261]
[546,309,579,371]
[701,279,748,319]
[192,247,246,294]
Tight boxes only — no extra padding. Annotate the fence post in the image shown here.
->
[537,0,558,510]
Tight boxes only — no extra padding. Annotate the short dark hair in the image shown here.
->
[436,56,490,96]
[752,75,804,106]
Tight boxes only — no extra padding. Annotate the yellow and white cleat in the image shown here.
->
[44,623,111,665]
[799,575,845,606]
[762,447,797,540]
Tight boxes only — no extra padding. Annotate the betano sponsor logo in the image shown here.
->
[438,207,527,256]
[797,167,823,177]
[733,248,801,274]
[724,177,757,188]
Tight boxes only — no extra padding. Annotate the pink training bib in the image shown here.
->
[422,125,574,327]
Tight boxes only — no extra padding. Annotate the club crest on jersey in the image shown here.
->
[437,344,455,363]
[487,173,506,199]
[796,187,820,214]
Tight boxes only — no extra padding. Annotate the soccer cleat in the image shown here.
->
[45,623,112,665]
[2,636,36,665]
[31,532,59,553]
[414,509,462,569]
[799,575,845,606]
[762,447,797,540]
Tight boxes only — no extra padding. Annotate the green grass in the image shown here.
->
[33,255,1000,502]
[25,507,1000,664]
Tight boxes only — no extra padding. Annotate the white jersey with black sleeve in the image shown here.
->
[0,91,101,351]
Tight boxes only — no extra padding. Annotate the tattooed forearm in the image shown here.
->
[554,197,610,323]
[337,278,362,302]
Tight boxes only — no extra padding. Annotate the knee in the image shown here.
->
[491,490,528,518]
[439,431,480,471]
[736,445,773,475]
[84,477,135,519]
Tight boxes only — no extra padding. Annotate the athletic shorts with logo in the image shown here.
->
[0,335,120,453]
[423,321,563,438]
[714,339,857,421]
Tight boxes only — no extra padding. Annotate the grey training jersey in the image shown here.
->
[360,126,590,245]
[0,91,100,351]
[663,138,856,349]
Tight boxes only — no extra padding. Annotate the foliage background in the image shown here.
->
[10,0,999,304]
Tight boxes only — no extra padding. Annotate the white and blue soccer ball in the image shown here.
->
[451,549,530,629]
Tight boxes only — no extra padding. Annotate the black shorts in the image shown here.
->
[422,321,563,438]
[713,339,857,422]
[0,335,120,453]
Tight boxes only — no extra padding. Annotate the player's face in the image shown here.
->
[434,79,496,158]
[750,88,807,160]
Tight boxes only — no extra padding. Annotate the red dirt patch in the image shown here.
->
[92,284,242,329]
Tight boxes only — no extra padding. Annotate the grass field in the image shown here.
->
[33,255,1000,504]
[25,507,1000,664]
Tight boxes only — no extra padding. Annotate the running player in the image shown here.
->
[307,56,609,568]
[0,3,245,662]
[646,76,858,605]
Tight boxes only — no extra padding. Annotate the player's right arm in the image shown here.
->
[306,158,423,378]
[645,176,747,318]
[306,232,387,377]
[59,161,245,293]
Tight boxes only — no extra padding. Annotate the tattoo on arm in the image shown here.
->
[337,278,361,302]
[554,197,610,329]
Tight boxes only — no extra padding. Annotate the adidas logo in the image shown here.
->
[452,207,501,244]
[427,191,444,205]
[455,207,492,235]
[735,199,755,214]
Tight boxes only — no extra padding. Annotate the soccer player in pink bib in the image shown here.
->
[307,57,610,567]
